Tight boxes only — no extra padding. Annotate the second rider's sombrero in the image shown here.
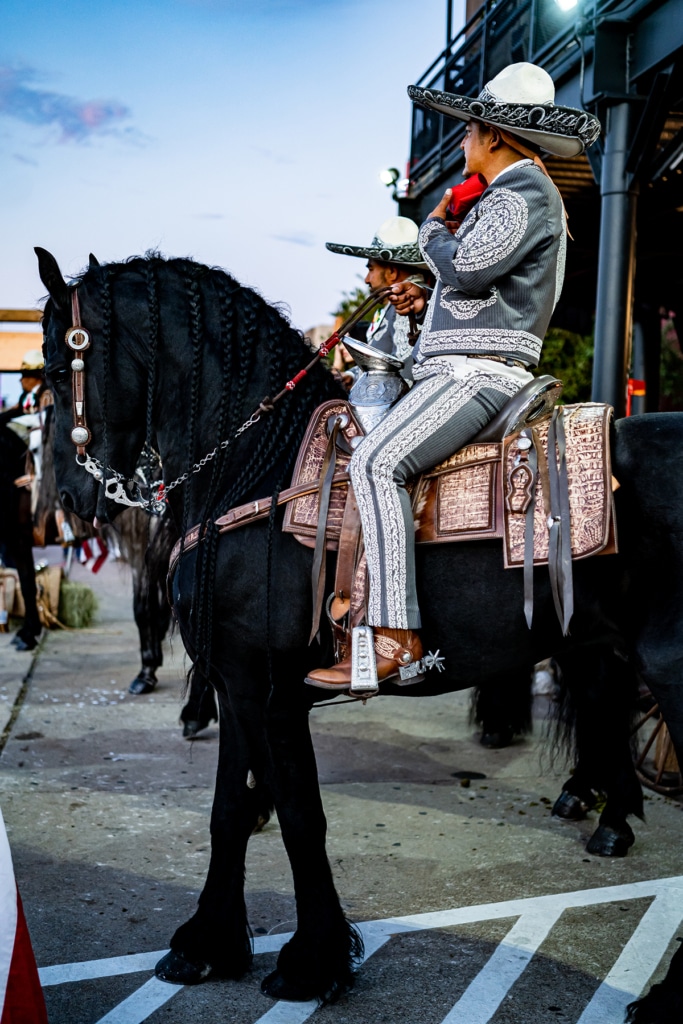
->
[408,62,601,159]
[326,216,429,268]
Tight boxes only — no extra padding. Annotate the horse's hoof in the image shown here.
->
[155,950,212,985]
[586,823,635,857]
[261,970,346,1004]
[182,718,216,739]
[128,675,156,695]
[552,790,593,821]
[252,809,272,834]
[480,727,514,749]
[11,635,37,652]
[261,969,314,1001]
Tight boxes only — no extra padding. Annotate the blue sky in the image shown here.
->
[1,0,456,347]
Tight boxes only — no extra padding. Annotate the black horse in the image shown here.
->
[0,421,42,650]
[36,249,683,1006]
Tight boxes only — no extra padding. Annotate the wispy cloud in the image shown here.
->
[0,65,130,142]
[271,232,316,247]
[13,152,38,165]
[249,144,295,166]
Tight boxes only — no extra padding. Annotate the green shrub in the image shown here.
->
[58,580,99,629]
[538,328,594,404]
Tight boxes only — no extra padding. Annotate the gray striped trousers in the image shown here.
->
[349,366,522,629]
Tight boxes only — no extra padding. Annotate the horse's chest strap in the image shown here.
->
[166,472,350,593]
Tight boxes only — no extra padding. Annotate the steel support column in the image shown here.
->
[591,103,638,415]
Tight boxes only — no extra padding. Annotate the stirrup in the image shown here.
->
[350,626,380,696]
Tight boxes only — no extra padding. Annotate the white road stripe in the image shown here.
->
[36,876,683,1024]
[440,908,564,1024]
[40,951,167,986]
[39,935,292,987]
[576,896,683,1024]
[252,998,320,1023]
[94,977,183,1024]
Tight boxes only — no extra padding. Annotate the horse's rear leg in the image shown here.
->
[552,647,642,856]
[474,668,533,749]
[155,689,262,984]
[260,695,362,1004]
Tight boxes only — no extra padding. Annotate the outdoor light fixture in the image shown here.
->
[379,167,400,186]
[554,0,579,9]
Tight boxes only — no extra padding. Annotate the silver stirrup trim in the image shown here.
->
[349,626,380,696]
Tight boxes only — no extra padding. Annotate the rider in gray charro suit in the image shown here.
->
[325,216,432,384]
[306,61,601,691]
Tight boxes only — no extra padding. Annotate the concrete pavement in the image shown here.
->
[1,554,682,1023]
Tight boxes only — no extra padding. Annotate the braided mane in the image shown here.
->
[79,252,343,686]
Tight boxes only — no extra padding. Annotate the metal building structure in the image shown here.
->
[398,0,683,415]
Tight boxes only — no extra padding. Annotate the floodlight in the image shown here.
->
[379,167,400,186]
[554,0,578,9]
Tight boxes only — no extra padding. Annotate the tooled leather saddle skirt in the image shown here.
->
[282,398,617,567]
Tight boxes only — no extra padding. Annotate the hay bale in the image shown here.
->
[58,580,99,629]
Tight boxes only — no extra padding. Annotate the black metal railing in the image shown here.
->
[407,0,635,189]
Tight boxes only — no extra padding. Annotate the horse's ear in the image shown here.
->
[34,247,69,311]
[89,253,100,269]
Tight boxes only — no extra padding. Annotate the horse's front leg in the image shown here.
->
[259,686,362,1004]
[155,686,263,984]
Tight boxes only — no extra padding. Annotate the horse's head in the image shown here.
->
[36,247,149,524]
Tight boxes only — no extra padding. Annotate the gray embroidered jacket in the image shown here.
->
[366,304,414,382]
[413,161,565,369]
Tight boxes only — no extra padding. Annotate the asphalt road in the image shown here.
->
[1,554,682,1024]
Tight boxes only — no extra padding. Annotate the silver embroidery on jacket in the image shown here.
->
[393,314,414,362]
[554,213,567,309]
[418,219,443,278]
[454,189,528,272]
[439,285,498,320]
[418,295,542,362]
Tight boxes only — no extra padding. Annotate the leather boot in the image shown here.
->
[305,627,423,691]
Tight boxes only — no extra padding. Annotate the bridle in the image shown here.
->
[64,288,168,515]
[63,280,426,516]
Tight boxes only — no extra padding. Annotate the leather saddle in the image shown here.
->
[280,376,617,641]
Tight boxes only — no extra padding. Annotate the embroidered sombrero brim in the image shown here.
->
[325,240,429,268]
[407,84,601,158]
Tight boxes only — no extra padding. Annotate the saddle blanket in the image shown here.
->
[282,399,617,567]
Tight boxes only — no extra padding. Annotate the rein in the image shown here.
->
[64,283,399,516]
